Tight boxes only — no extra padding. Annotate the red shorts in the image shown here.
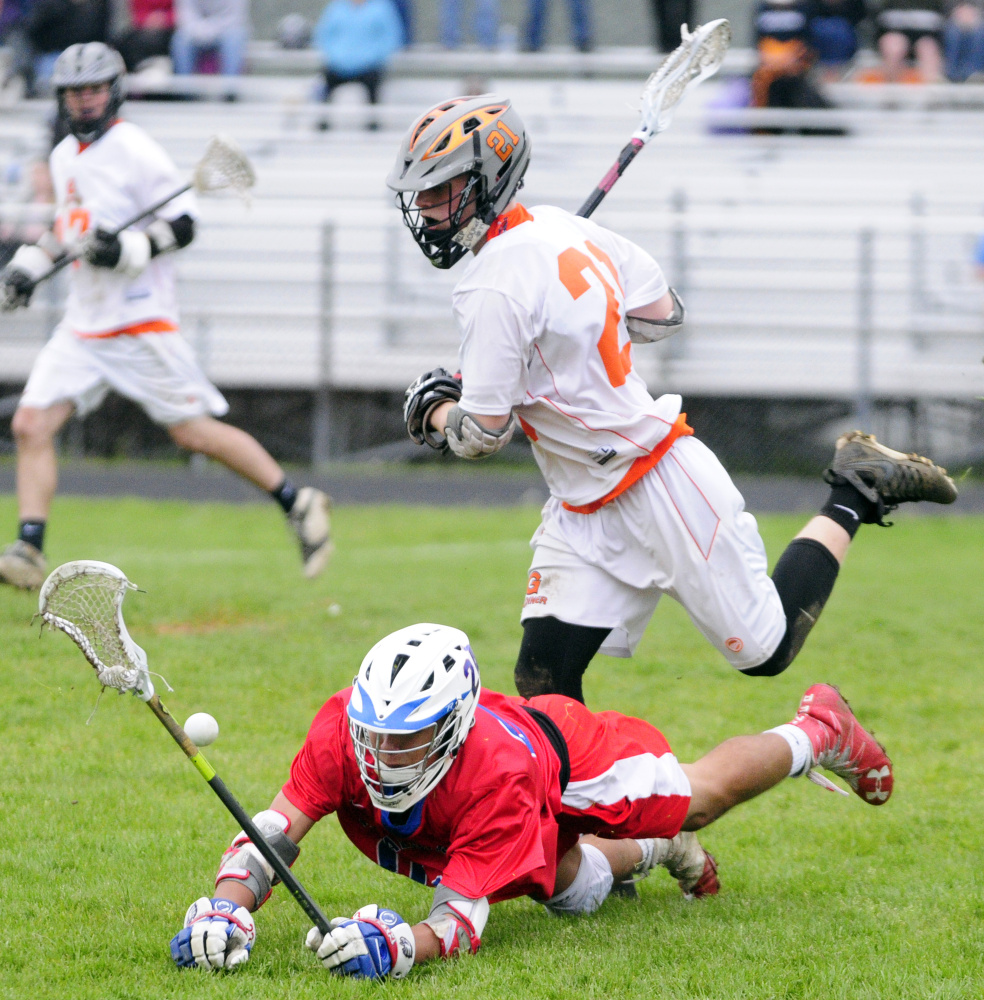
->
[529,695,691,857]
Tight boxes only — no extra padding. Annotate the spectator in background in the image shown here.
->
[944,1,984,80]
[751,0,833,109]
[523,0,593,53]
[26,0,110,91]
[314,0,402,131]
[114,0,175,71]
[170,0,248,75]
[648,0,695,53]
[1,0,35,95]
[440,0,498,49]
[974,232,984,280]
[809,0,868,78]
[872,0,946,81]
[391,0,412,44]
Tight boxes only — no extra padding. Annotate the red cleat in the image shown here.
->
[682,850,719,900]
[790,684,893,805]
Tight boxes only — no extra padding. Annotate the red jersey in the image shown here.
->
[282,687,567,902]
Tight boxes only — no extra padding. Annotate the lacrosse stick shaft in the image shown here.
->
[26,182,193,292]
[576,138,644,219]
[146,694,332,934]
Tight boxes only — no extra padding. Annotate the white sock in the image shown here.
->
[633,838,655,875]
[764,723,814,778]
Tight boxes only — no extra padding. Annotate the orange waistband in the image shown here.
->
[561,412,694,515]
[75,319,178,340]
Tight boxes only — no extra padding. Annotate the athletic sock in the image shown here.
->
[19,520,45,552]
[819,482,877,538]
[270,478,298,515]
[764,723,814,778]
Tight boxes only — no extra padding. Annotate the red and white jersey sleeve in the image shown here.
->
[49,121,198,338]
[452,204,683,508]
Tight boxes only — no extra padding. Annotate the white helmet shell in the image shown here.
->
[348,623,480,812]
[52,43,126,144]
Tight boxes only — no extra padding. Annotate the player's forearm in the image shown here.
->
[426,401,511,435]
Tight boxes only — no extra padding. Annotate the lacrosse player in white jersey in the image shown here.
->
[393,95,958,704]
[0,43,332,590]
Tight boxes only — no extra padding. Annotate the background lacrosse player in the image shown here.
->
[0,42,332,590]
[170,622,892,979]
[394,92,958,704]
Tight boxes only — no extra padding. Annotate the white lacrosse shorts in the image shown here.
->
[19,324,229,426]
[520,435,787,671]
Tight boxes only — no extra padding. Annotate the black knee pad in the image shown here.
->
[514,616,611,704]
[740,538,840,677]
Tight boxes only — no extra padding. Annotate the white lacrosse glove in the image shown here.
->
[1,244,53,311]
[82,227,152,279]
[169,896,256,970]
[305,903,415,980]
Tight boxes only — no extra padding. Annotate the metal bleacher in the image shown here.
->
[1,67,983,462]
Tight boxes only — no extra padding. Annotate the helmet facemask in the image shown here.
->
[52,43,126,145]
[350,706,468,812]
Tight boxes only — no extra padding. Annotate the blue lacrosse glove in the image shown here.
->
[170,896,256,970]
[305,903,416,979]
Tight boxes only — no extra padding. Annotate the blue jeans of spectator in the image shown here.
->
[170,27,248,75]
[524,0,592,51]
[944,20,984,80]
[809,16,858,65]
[440,0,499,48]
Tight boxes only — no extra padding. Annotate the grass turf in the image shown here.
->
[1,496,982,999]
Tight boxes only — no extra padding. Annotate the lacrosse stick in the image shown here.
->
[38,560,331,935]
[577,19,731,219]
[24,134,256,294]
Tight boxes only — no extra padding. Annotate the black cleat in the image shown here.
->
[823,430,957,524]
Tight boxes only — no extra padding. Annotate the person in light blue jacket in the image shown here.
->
[314,0,403,131]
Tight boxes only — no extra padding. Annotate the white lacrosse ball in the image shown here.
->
[184,712,219,747]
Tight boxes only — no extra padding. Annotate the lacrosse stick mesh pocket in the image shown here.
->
[41,568,142,691]
[193,134,256,198]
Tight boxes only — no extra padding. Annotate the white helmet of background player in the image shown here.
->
[52,42,127,145]
[347,623,481,812]
[386,95,532,269]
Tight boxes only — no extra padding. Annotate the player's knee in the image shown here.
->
[738,628,794,677]
[12,405,60,445]
[168,416,209,451]
[543,843,613,916]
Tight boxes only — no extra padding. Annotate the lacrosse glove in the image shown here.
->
[1,244,52,310]
[306,904,415,979]
[82,227,152,279]
[170,896,256,970]
[404,367,462,450]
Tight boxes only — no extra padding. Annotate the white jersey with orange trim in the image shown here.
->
[453,204,680,509]
[49,121,198,339]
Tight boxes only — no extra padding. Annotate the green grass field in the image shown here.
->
[2,495,982,1000]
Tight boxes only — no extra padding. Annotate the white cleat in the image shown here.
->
[0,539,47,590]
[289,487,333,579]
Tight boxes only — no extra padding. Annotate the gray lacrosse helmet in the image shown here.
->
[386,94,532,269]
[52,42,126,145]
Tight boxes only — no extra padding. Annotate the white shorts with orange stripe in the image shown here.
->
[20,322,228,426]
[521,434,787,671]
[528,694,691,846]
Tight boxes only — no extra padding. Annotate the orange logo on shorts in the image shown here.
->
[726,637,744,653]
[526,571,541,595]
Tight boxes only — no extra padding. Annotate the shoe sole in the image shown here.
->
[0,562,45,589]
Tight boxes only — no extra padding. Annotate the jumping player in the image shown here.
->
[394,95,958,702]
[0,43,332,589]
[169,622,893,978]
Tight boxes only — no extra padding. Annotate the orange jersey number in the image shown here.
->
[557,241,631,388]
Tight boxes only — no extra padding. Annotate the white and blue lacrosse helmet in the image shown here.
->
[348,623,480,812]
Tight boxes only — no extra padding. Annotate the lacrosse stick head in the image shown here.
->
[39,561,154,700]
[637,18,731,140]
[192,134,256,202]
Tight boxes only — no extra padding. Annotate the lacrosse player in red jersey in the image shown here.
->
[393,95,957,703]
[0,42,332,590]
[170,622,892,978]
